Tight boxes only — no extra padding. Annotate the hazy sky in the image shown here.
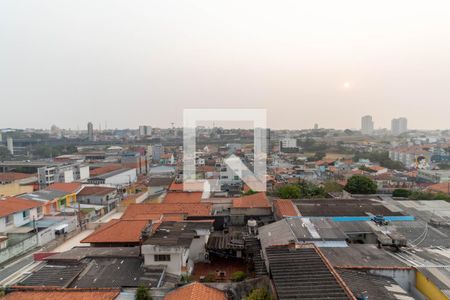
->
[1,0,450,130]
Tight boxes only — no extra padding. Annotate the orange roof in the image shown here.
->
[160,153,173,159]
[0,172,35,182]
[0,197,43,218]
[81,219,149,244]
[168,181,206,192]
[47,182,82,194]
[369,165,386,171]
[164,282,227,300]
[273,199,300,217]
[122,203,212,219]
[163,192,202,204]
[4,287,120,300]
[90,164,123,177]
[327,166,338,173]
[233,193,270,208]
[78,186,116,196]
[426,182,450,194]
[197,165,215,173]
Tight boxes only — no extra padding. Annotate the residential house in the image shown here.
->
[121,203,213,220]
[87,168,137,186]
[77,186,119,212]
[81,219,151,247]
[0,172,37,197]
[230,193,272,225]
[20,189,75,215]
[141,221,212,275]
[164,282,227,300]
[160,153,175,165]
[272,199,301,220]
[0,197,44,233]
[2,287,121,300]
[37,163,89,188]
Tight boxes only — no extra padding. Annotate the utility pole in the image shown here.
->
[77,202,83,230]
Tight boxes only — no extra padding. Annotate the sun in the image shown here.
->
[343,81,351,89]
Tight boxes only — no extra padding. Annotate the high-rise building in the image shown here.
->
[152,144,163,163]
[391,118,408,135]
[279,138,300,153]
[361,115,374,135]
[254,128,271,155]
[6,137,14,155]
[139,125,152,137]
[314,123,319,130]
[87,122,94,141]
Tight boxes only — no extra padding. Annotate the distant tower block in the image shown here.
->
[87,122,94,141]
[314,123,319,130]
[7,137,14,155]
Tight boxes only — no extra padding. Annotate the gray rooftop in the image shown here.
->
[143,221,212,247]
[70,257,165,288]
[45,246,141,262]
[321,244,407,268]
[338,269,414,300]
[266,245,352,300]
[20,257,165,289]
[258,218,349,251]
[21,189,69,201]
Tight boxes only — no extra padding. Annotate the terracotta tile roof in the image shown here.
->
[78,186,116,196]
[81,219,149,244]
[90,164,123,177]
[0,197,43,218]
[273,199,300,217]
[163,192,202,204]
[168,181,206,192]
[0,172,35,182]
[368,165,386,171]
[232,193,270,209]
[160,153,173,159]
[4,287,120,300]
[47,182,82,194]
[164,282,227,300]
[197,165,215,173]
[426,182,450,194]
[122,203,212,219]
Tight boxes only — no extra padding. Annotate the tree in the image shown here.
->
[243,189,258,196]
[408,191,450,201]
[353,151,405,171]
[324,181,344,193]
[298,181,326,198]
[276,184,301,199]
[246,288,272,300]
[438,163,450,170]
[135,285,152,300]
[202,273,216,282]
[231,271,247,282]
[392,189,411,198]
[312,151,326,161]
[345,175,377,194]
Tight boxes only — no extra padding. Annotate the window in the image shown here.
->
[5,215,13,225]
[22,210,30,219]
[154,254,170,262]
[37,206,43,216]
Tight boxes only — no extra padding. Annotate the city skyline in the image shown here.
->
[1,0,450,130]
